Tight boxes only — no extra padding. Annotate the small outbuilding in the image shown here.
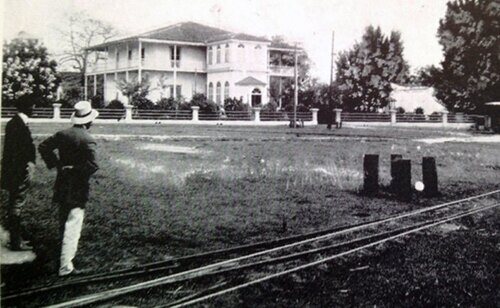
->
[389,84,446,115]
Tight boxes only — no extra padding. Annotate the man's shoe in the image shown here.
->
[59,268,85,277]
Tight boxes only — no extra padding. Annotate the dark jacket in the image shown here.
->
[1,115,36,191]
[39,126,98,205]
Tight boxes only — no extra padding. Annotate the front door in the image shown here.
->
[251,88,261,107]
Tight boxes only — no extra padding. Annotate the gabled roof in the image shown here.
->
[235,76,267,86]
[88,22,269,50]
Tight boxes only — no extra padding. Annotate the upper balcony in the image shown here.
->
[86,57,207,75]
[269,65,294,77]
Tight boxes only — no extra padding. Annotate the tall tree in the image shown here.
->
[432,0,499,112]
[58,12,118,82]
[335,26,409,111]
[2,36,59,107]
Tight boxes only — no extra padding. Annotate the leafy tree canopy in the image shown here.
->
[336,25,409,112]
[2,37,60,107]
[432,0,499,112]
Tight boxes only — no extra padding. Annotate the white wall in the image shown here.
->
[391,85,446,114]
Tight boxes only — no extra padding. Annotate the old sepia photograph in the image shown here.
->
[1,0,499,306]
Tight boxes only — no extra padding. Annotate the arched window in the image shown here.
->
[238,44,245,63]
[208,82,214,102]
[224,81,230,100]
[208,46,213,65]
[225,44,230,63]
[216,45,221,64]
[251,88,262,107]
[216,82,222,104]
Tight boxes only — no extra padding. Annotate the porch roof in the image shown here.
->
[235,76,267,86]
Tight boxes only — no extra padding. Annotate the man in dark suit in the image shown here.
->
[39,101,99,276]
[1,95,36,251]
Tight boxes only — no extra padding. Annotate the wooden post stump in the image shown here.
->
[363,154,379,195]
[394,159,412,200]
[390,154,403,191]
[423,157,438,197]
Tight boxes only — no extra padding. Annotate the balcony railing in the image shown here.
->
[87,59,207,74]
[269,65,294,76]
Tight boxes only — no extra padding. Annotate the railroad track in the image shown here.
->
[2,190,499,307]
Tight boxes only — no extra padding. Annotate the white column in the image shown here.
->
[310,108,319,125]
[173,45,177,98]
[191,106,199,122]
[138,40,142,82]
[441,110,449,125]
[103,73,107,103]
[253,107,261,123]
[390,109,397,125]
[84,75,88,100]
[53,103,62,120]
[334,108,342,124]
[125,105,134,122]
[114,72,118,99]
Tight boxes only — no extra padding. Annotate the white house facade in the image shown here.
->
[85,22,297,106]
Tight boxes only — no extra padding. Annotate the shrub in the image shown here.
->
[262,101,279,112]
[90,94,105,109]
[134,96,155,110]
[107,99,124,109]
[189,93,218,113]
[414,107,424,114]
[224,97,249,112]
[396,107,406,114]
[284,104,308,113]
[156,97,177,110]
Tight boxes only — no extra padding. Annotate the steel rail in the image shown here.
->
[169,202,500,308]
[42,192,499,308]
[9,190,495,301]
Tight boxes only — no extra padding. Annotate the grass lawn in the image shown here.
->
[1,123,499,306]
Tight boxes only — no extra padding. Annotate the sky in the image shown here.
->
[2,0,449,82]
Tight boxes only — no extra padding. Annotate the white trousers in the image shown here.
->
[59,208,84,276]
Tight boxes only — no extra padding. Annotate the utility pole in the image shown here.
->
[293,42,298,128]
[330,31,335,86]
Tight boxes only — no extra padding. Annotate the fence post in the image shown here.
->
[390,109,397,125]
[191,106,200,122]
[52,103,62,120]
[390,154,403,191]
[334,108,342,126]
[394,159,412,201]
[363,154,379,195]
[441,110,449,125]
[310,108,319,125]
[484,115,492,130]
[253,107,261,123]
[422,157,439,197]
[125,105,134,122]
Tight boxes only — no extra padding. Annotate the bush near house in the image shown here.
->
[155,97,179,111]
[415,107,424,114]
[224,97,249,112]
[90,94,105,109]
[187,93,218,113]
[261,101,279,112]
[106,99,125,109]
[397,107,406,114]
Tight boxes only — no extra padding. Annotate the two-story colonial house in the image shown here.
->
[85,22,297,107]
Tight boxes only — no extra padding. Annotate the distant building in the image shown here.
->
[85,22,297,106]
[390,84,446,114]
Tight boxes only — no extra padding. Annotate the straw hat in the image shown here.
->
[71,101,99,124]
